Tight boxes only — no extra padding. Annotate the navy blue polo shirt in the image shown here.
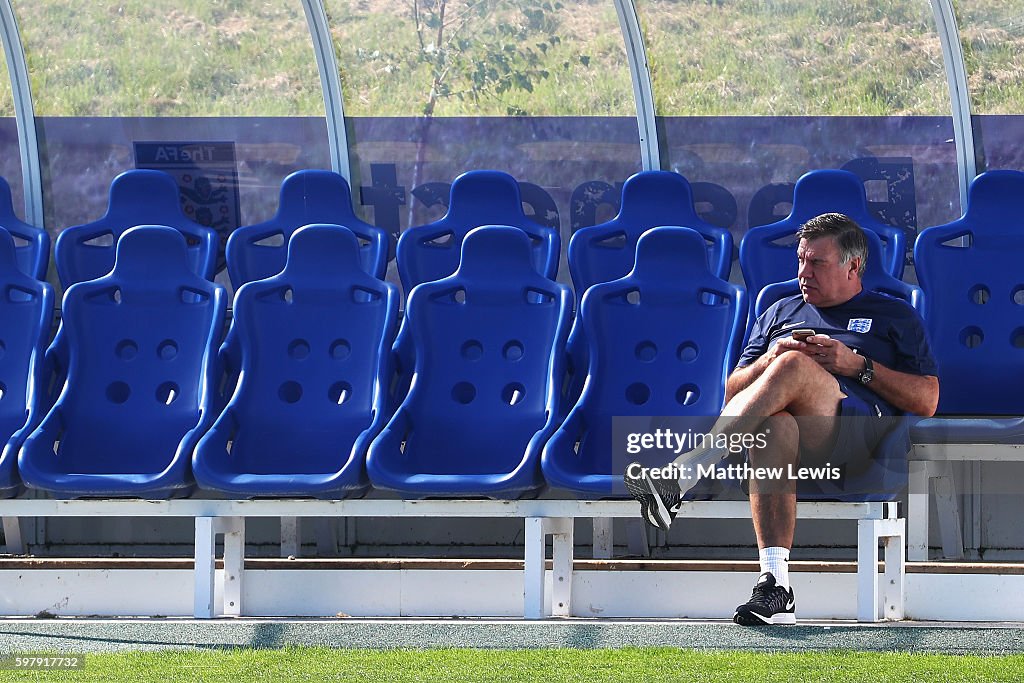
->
[738,290,937,408]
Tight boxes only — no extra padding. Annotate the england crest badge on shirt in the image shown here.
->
[848,318,872,333]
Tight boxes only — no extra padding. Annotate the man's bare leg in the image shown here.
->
[671,352,845,471]
[732,406,840,626]
[626,352,844,533]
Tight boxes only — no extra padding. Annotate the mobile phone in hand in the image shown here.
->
[792,328,815,342]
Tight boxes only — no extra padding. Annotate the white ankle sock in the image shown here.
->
[759,546,790,589]
[671,443,728,489]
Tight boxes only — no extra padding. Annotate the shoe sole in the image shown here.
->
[623,471,670,531]
[732,608,796,626]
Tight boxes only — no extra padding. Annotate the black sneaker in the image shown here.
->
[623,463,681,531]
[733,572,796,625]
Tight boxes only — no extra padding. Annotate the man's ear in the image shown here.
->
[847,257,862,278]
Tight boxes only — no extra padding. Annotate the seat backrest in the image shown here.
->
[221,225,397,474]
[914,170,1024,415]
[55,170,218,287]
[755,229,922,318]
[0,177,50,281]
[395,225,570,475]
[739,169,907,299]
[226,170,391,288]
[0,230,53,445]
[569,170,733,290]
[565,171,734,403]
[543,227,746,494]
[396,170,560,292]
[579,227,746,418]
[55,226,225,473]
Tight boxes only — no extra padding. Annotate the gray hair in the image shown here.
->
[796,213,867,276]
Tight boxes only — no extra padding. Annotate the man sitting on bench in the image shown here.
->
[625,212,938,625]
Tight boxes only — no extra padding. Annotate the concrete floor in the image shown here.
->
[0,618,1022,655]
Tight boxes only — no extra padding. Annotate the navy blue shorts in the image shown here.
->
[831,376,898,463]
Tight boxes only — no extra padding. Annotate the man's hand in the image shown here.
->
[794,334,864,377]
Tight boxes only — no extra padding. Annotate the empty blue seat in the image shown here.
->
[55,169,218,287]
[912,170,1024,444]
[45,170,220,415]
[368,226,571,498]
[739,169,907,302]
[194,225,398,498]
[390,170,561,407]
[225,169,391,287]
[19,226,226,498]
[397,171,560,290]
[218,171,392,406]
[564,171,734,406]
[0,177,49,281]
[0,231,54,497]
[542,227,746,497]
[569,171,732,287]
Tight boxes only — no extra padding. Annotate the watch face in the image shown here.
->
[859,370,873,384]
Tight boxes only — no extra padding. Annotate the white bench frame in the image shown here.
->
[0,499,904,622]
[909,442,1024,561]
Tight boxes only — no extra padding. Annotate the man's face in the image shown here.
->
[797,236,862,307]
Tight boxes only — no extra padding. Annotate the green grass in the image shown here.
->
[0,647,1022,682]
[0,0,1022,117]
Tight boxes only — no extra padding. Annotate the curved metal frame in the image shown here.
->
[931,0,976,210]
[300,0,352,184]
[612,0,661,171]
[0,0,42,228]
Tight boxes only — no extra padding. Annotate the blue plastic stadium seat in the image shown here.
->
[911,170,1024,445]
[569,171,732,287]
[564,171,734,407]
[0,231,54,497]
[739,169,907,302]
[217,170,392,406]
[54,169,218,287]
[225,169,391,287]
[0,176,50,281]
[390,170,561,408]
[194,225,398,498]
[19,226,226,498]
[45,170,220,416]
[542,227,746,497]
[368,226,571,498]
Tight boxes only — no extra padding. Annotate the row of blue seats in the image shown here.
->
[1,166,903,298]
[0,168,1019,500]
[18,166,1016,419]
[0,222,739,500]
[0,204,997,503]
[9,165,915,437]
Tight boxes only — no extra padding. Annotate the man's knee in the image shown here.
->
[765,350,819,380]
[761,350,837,395]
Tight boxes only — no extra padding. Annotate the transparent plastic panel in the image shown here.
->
[15,1,330,289]
[0,38,24,221]
[325,0,633,116]
[325,0,641,286]
[640,0,948,116]
[635,0,958,255]
[18,1,323,116]
[956,0,1024,170]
